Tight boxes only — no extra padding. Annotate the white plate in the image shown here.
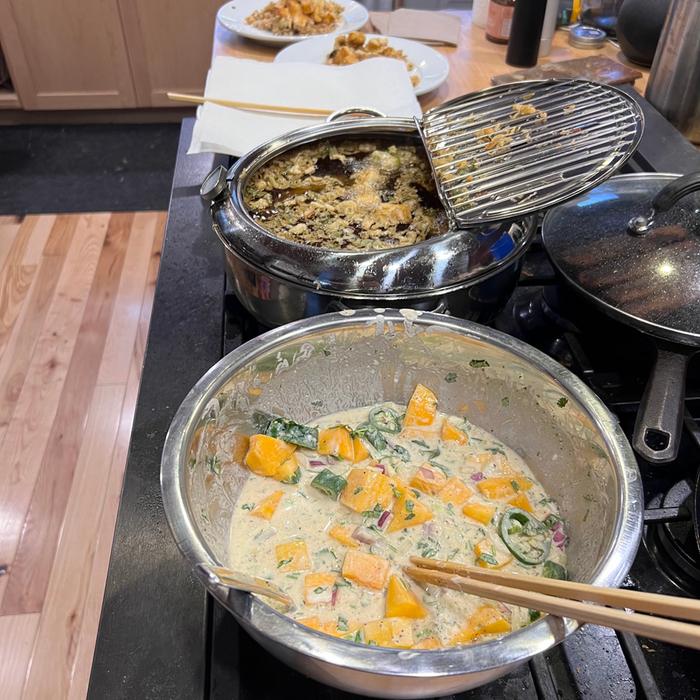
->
[274,33,450,96]
[217,0,369,46]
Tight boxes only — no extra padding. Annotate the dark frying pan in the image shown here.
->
[543,171,700,464]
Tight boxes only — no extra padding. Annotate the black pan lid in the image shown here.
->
[542,172,700,347]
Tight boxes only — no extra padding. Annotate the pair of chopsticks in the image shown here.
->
[405,556,700,650]
[166,91,332,117]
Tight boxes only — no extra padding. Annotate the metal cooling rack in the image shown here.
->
[417,79,644,227]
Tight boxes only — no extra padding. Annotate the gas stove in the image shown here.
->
[89,94,700,700]
[212,236,700,700]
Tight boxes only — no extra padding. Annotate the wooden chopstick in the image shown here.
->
[410,556,700,623]
[166,91,332,117]
[404,558,700,651]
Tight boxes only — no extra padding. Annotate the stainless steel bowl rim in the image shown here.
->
[213,117,536,296]
[161,309,643,678]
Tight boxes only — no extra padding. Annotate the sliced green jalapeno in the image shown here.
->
[368,406,402,434]
[499,507,551,565]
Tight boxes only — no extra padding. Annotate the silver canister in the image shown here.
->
[645,0,700,143]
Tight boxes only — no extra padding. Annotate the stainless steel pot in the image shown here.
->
[161,309,642,698]
[201,115,536,327]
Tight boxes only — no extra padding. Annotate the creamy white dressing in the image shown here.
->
[228,403,566,647]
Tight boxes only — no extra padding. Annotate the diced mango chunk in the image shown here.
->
[477,475,533,500]
[244,434,296,478]
[297,616,360,638]
[410,464,448,495]
[413,636,441,649]
[318,427,355,461]
[508,491,534,513]
[274,453,300,483]
[352,436,370,463]
[388,489,432,532]
[462,501,496,525]
[303,572,337,605]
[250,490,284,520]
[341,550,390,590]
[386,575,426,618]
[441,419,468,444]
[450,606,511,645]
[438,477,472,506]
[363,618,414,648]
[328,523,359,548]
[275,540,311,572]
[403,384,438,428]
[474,538,512,569]
[340,468,393,514]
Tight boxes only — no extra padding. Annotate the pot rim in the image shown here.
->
[210,117,536,296]
[211,220,530,300]
[161,309,643,679]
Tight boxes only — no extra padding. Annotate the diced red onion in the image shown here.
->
[374,463,387,474]
[331,586,338,607]
[308,459,326,468]
[352,526,377,545]
[377,510,392,529]
[496,602,510,616]
[552,530,566,544]
[422,521,437,537]
[418,466,435,479]
[470,472,485,482]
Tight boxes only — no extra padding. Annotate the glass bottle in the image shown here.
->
[486,0,516,44]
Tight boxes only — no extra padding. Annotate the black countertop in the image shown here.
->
[88,121,226,699]
[88,101,700,699]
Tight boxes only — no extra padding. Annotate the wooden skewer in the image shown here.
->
[409,556,700,623]
[166,91,332,117]
[404,560,700,651]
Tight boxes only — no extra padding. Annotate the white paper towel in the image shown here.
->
[189,56,422,157]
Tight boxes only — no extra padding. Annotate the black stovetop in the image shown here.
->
[89,93,700,700]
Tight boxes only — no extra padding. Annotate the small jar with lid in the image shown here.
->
[486,0,516,44]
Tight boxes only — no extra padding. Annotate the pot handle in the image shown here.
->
[632,347,690,463]
[326,107,386,123]
[200,165,229,203]
[628,171,700,235]
[652,171,700,213]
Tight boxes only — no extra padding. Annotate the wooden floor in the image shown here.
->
[0,212,165,699]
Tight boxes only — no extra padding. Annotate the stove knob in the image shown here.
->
[200,165,229,203]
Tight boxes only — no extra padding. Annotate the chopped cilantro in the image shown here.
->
[470,359,490,368]
[444,372,458,383]
[528,609,541,623]
[362,503,384,519]
[277,558,292,568]
[511,480,520,492]
[478,552,498,566]
[501,396,510,407]
[313,586,326,594]
[337,616,349,632]
[557,397,569,408]
[241,503,255,511]
[205,455,221,475]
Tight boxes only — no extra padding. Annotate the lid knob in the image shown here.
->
[627,171,700,236]
[200,165,229,203]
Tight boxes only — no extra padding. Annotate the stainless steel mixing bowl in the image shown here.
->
[161,309,642,698]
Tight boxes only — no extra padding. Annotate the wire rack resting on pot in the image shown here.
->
[416,79,644,227]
